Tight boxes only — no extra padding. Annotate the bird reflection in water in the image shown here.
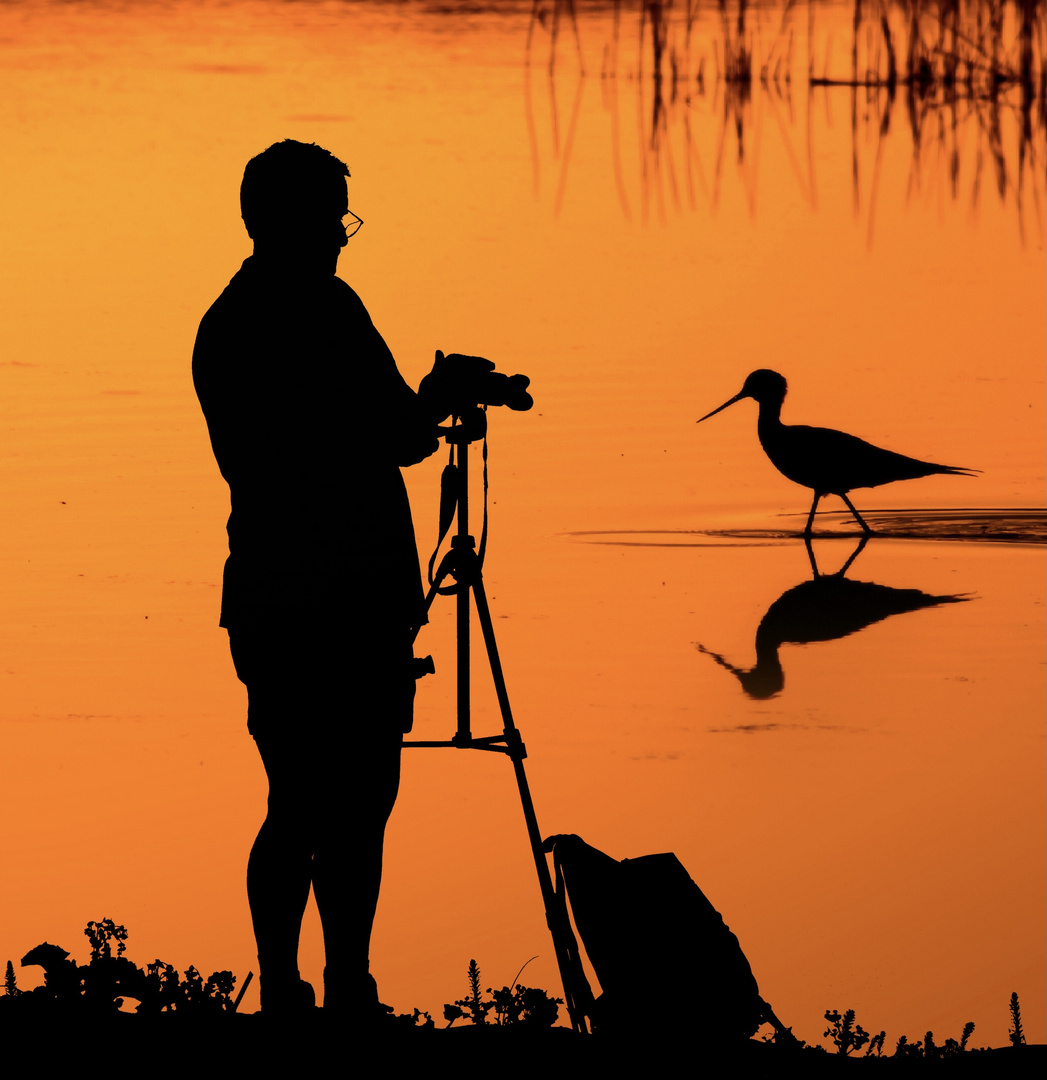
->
[696,538,971,699]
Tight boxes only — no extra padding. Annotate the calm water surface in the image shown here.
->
[1,0,1043,1046]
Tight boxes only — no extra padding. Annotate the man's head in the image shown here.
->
[240,140,352,264]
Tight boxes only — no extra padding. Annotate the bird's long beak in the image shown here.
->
[697,391,745,423]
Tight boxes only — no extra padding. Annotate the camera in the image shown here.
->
[421,350,533,419]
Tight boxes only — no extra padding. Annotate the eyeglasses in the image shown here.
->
[343,209,364,239]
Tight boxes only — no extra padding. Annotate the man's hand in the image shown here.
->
[394,416,441,465]
[417,349,495,423]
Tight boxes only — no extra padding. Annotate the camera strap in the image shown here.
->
[427,438,458,591]
[425,413,490,592]
[477,426,489,569]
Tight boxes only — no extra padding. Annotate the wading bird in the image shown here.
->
[697,370,976,536]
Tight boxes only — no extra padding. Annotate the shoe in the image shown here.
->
[260,976,316,1017]
[322,970,394,1020]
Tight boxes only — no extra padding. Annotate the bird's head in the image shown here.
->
[698,369,788,422]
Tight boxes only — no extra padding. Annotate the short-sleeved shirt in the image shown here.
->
[192,255,433,631]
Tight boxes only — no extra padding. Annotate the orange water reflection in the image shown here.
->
[0,0,1043,1050]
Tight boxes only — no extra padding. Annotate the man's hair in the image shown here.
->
[240,140,350,240]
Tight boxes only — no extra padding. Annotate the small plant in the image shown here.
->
[894,1034,923,1059]
[443,958,563,1029]
[490,983,561,1028]
[444,959,493,1026]
[136,959,238,1013]
[865,1030,886,1057]
[891,1021,974,1060]
[392,1007,434,1029]
[1008,991,1026,1047]
[824,1008,870,1055]
[938,1021,976,1058]
[761,1023,809,1049]
[84,919,128,961]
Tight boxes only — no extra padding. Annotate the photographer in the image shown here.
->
[192,139,470,1018]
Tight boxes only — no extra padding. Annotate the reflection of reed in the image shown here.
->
[525,0,1045,238]
[527,0,586,74]
[526,4,588,216]
[809,0,1046,244]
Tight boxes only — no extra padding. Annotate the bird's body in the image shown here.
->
[699,369,976,535]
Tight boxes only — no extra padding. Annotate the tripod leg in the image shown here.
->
[471,574,590,1034]
[470,574,517,734]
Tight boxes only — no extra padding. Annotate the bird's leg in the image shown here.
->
[804,493,821,538]
[840,493,873,535]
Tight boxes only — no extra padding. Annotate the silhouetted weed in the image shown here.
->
[84,918,127,962]
[867,1030,888,1057]
[761,1022,813,1049]
[443,958,562,1029]
[824,1008,870,1055]
[2,920,239,1016]
[1009,991,1026,1046]
[824,1005,989,1060]
[392,1007,434,1029]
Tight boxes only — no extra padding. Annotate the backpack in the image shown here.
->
[545,833,786,1040]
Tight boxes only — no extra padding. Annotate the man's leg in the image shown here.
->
[312,722,402,1010]
[230,625,317,1011]
[247,729,316,1006]
[230,622,413,1013]
[312,630,413,1012]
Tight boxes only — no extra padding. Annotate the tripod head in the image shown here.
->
[437,406,488,445]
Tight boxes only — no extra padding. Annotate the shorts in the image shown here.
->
[227,620,417,739]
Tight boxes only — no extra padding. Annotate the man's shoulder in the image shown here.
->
[201,263,368,315]
[192,264,257,384]
[196,262,253,328]
[193,262,380,370]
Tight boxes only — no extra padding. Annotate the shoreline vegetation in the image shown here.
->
[2,923,1042,1074]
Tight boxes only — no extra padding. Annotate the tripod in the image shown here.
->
[404,408,590,1034]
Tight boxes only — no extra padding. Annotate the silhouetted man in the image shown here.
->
[193,140,452,1017]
